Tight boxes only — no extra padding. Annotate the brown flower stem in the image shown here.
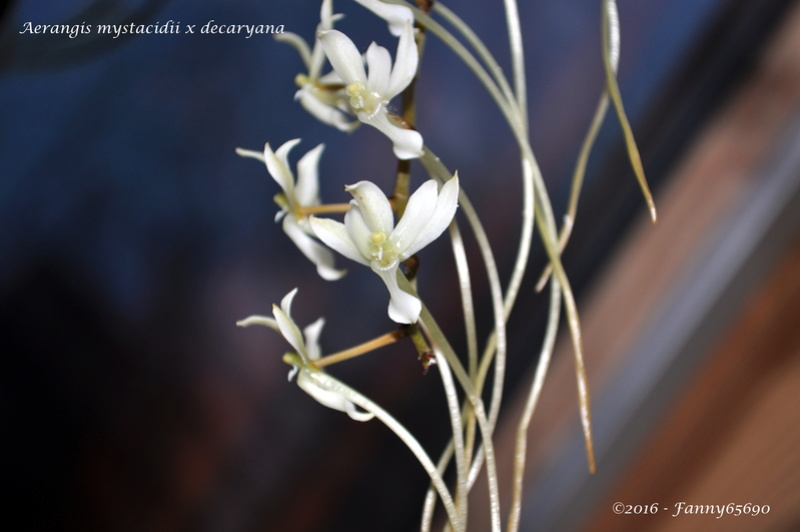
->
[393,159,412,219]
[313,328,408,368]
[406,323,437,373]
[296,203,351,216]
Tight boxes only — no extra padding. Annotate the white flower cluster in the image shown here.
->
[276,0,422,159]
[237,0,458,420]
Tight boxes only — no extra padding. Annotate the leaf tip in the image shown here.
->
[648,202,658,224]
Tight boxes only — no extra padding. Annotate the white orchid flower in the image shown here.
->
[353,0,414,37]
[237,288,374,422]
[310,175,459,324]
[275,0,356,131]
[318,22,423,160]
[236,139,346,281]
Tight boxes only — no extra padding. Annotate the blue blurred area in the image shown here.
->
[2,0,323,316]
[1,0,730,530]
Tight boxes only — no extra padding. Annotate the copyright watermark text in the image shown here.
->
[612,502,770,519]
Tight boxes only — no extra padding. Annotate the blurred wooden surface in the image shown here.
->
[586,235,800,531]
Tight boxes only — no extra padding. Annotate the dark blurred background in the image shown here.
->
[2,0,799,531]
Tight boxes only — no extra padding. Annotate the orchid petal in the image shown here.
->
[274,32,312,70]
[361,111,423,160]
[320,0,337,30]
[386,22,418,98]
[401,174,459,258]
[365,42,393,96]
[308,0,338,76]
[236,315,279,330]
[318,29,367,85]
[303,317,326,361]
[354,0,414,37]
[272,289,308,362]
[295,143,324,206]
[345,181,394,233]
[297,370,375,421]
[235,147,264,163]
[263,139,302,198]
[373,266,421,324]
[343,203,376,260]
[279,287,298,318]
[298,90,357,132]
[310,216,370,266]
[390,179,439,254]
[345,401,376,422]
[283,216,346,280]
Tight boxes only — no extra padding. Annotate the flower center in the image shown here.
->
[346,81,381,117]
[370,231,387,244]
[368,231,398,269]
